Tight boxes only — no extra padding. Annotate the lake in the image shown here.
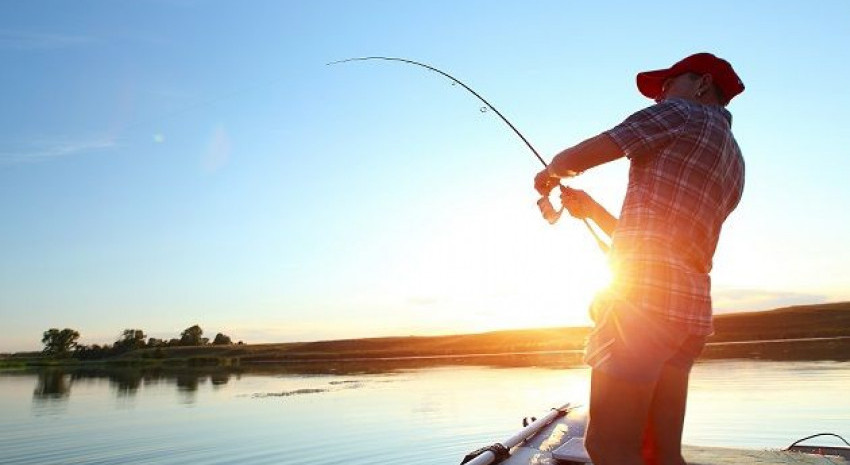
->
[1,359,848,464]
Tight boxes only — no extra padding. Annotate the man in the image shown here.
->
[533,53,745,465]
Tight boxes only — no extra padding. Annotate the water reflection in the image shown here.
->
[175,372,202,392]
[23,347,847,409]
[32,369,72,400]
[7,359,849,464]
[25,352,585,405]
[28,366,231,405]
[111,369,143,395]
[211,372,231,386]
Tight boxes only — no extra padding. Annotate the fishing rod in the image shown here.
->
[327,56,609,253]
[461,403,575,465]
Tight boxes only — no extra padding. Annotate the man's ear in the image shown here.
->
[697,74,714,97]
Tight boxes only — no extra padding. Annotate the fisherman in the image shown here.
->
[534,53,745,465]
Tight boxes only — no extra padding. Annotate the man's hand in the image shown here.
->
[534,168,560,196]
[560,187,595,220]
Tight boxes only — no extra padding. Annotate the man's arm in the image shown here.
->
[534,133,624,195]
[533,133,624,238]
[561,188,619,238]
[548,133,625,177]
[589,198,618,238]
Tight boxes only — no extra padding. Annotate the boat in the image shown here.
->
[460,403,850,464]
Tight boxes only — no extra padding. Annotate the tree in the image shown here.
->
[212,333,232,345]
[115,329,147,352]
[41,328,80,357]
[179,325,205,346]
[75,343,111,360]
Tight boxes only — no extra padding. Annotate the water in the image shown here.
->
[0,360,848,464]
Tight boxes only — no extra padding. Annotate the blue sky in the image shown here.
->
[2,1,849,352]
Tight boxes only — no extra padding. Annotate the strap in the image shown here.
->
[460,443,510,464]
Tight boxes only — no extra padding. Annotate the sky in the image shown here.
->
[2,1,849,352]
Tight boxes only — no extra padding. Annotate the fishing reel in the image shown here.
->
[537,184,590,224]
[537,185,585,225]
[537,194,564,225]
[538,185,610,253]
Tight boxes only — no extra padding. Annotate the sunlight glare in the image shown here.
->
[380,192,609,333]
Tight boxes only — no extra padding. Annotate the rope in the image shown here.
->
[787,433,850,449]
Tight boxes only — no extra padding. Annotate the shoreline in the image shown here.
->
[3,336,850,372]
[4,302,850,369]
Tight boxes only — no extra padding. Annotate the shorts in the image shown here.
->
[584,293,706,383]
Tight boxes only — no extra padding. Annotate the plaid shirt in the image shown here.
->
[603,98,745,335]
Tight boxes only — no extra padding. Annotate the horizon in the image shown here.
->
[8,300,848,355]
[3,1,850,353]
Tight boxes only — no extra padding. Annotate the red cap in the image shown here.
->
[636,53,744,104]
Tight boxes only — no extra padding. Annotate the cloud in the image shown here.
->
[0,137,116,165]
[0,29,94,50]
[713,288,829,314]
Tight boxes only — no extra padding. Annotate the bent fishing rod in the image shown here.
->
[327,56,609,253]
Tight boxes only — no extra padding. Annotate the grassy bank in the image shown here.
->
[8,302,850,368]
[711,301,850,341]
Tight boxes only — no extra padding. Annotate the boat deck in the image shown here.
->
[498,406,848,465]
[683,445,848,464]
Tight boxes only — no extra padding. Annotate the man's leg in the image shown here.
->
[642,362,692,465]
[585,368,657,465]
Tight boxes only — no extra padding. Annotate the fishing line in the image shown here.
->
[327,56,610,253]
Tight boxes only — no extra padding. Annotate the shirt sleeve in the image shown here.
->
[604,99,690,160]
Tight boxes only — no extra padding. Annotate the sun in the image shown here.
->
[380,194,611,333]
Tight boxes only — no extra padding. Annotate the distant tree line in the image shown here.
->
[41,325,242,360]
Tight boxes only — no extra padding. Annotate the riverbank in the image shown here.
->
[4,301,849,369]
